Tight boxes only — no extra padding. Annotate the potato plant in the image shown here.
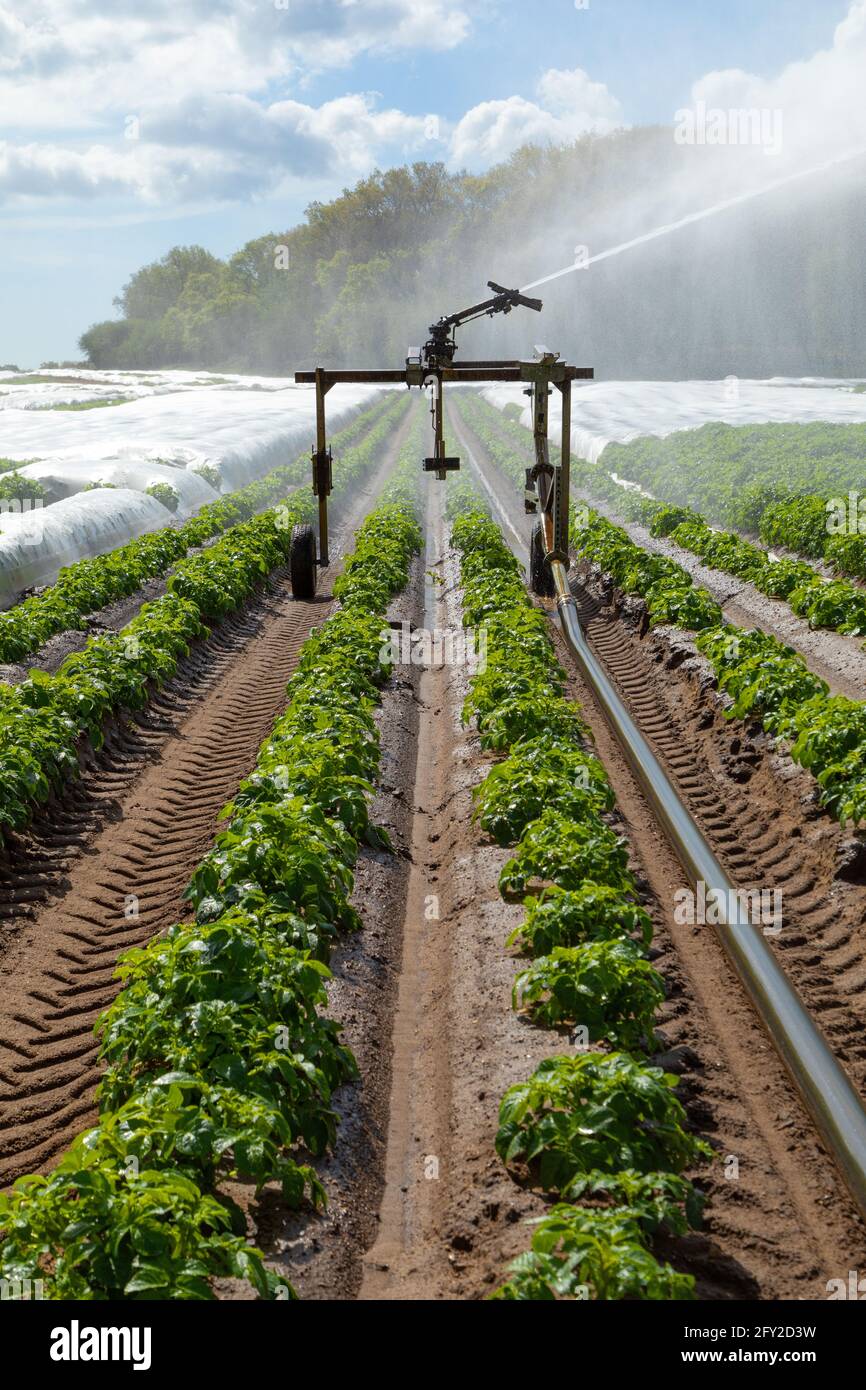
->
[0,444,422,1299]
[0,391,407,664]
[450,492,703,1301]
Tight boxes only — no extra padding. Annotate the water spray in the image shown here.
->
[520,146,866,294]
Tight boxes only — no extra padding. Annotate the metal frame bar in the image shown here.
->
[294,360,592,568]
[295,366,592,385]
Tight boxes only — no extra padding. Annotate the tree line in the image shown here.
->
[79,127,866,379]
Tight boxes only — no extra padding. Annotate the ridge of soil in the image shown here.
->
[0,408,417,1184]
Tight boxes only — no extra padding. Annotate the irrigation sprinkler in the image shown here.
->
[294,281,593,598]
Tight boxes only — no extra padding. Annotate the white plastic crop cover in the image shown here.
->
[481,378,866,465]
[0,488,171,598]
[0,370,384,603]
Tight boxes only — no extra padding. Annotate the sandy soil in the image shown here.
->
[0,411,416,1183]
[578,497,866,701]
[4,391,866,1304]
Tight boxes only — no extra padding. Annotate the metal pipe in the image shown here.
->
[452,403,866,1219]
[314,368,330,566]
[549,557,866,1219]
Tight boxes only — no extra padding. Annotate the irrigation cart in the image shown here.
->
[293,282,593,598]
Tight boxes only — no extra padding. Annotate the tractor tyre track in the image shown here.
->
[0,411,416,1184]
[449,398,866,1298]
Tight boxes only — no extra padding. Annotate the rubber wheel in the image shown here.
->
[530,520,555,598]
[290,523,318,599]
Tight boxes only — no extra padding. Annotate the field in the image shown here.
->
[0,368,381,603]
[1,375,866,1305]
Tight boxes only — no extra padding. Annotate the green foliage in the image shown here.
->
[597,419,866,592]
[0,1136,286,1302]
[648,504,697,539]
[451,504,591,754]
[513,940,664,1045]
[497,1053,710,1192]
[0,472,46,502]
[507,885,653,956]
[754,556,816,599]
[97,902,355,1156]
[146,481,180,512]
[603,421,866,532]
[473,736,613,845]
[759,493,831,559]
[695,625,829,730]
[667,518,765,583]
[333,504,421,611]
[490,1204,696,1301]
[499,809,633,899]
[191,463,222,491]
[563,1169,705,1236]
[788,578,866,635]
[773,695,866,826]
[570,509,724,632]
[825,533,866,582]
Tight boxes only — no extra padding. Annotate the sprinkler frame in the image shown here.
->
[295,283,592,592]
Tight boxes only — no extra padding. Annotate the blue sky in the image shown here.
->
[0,0,857,365]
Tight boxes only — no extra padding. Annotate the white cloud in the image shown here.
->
[142,92,430,178]
[0,0,467,205]
[687,0,866,164]
[0,142,133,199]
[0,85,438,207]
[0,140,275,203]
[0,1,472,127]
[536,67,622,122]
[450,67,624,167]
[0,5,628,209]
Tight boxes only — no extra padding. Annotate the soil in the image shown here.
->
[579,497,866,701]
[4,391,866,1304]
[0,408,417,1183]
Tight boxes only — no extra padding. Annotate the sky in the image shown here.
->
[0,0,859,365]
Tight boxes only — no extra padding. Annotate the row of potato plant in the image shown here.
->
[451,393,866,830]
[0,431,424,1300]
[0,391,407,664]
[446,478,706,1301]
[0,395,410,839]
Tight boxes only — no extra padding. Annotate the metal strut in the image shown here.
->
[422,372,459,480]
[293,279,592,596]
